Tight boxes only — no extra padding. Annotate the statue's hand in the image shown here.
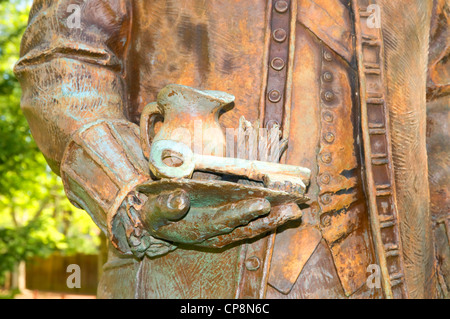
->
[113,187,302,258]
[139,189,301,248]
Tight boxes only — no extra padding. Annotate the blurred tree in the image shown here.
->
[0,0,100,286]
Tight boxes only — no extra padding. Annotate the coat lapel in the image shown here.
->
[297,0,354,64]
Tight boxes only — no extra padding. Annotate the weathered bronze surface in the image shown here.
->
[14,0,449,299]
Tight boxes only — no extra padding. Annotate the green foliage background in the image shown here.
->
[0,0,100,286]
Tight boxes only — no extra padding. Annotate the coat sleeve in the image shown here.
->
[427,0,449,100]
[427,0,450,298]
[13,0,166,255]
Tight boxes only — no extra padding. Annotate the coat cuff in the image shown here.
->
[60,119,173,257]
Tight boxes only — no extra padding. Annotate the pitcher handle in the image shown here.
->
[140,102,163,160]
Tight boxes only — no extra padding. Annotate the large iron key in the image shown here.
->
[148,140,311,193]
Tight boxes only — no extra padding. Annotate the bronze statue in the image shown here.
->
[14,0,449,299]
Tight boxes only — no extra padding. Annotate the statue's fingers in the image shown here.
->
[110,207,134,256]
[140,189,190,232]
[150,221,203,243]
[156,189,191,221]
[204,198,271,236]
[199,203,302,248]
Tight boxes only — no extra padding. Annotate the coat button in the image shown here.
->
[320,152,332,164]
[323,91,335,102]
[274,0,289,13]
[268,89,282,103]
[319,173,331,185]
[323,50,333,62]
[323,111,334,122]
[265,120,280,130]
[273,28,287,42]
[271,57,285,71]
[323,72,333,82]
[245,256,261,271]
[321,194,332,205]
[321,214,332,227]
[324,132,335,143]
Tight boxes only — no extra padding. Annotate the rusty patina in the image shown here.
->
[14,0,449,299]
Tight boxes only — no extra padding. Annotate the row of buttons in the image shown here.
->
[270,0,289,91]
[241,1,291,283]
[317,46,362,232]
[320,50,336,167]
[264,0,291,126]
[322,50,335,103]
[240,0,291,286]
[318,49,336,211]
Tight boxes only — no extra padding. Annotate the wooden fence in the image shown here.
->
[26,253,99,295]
